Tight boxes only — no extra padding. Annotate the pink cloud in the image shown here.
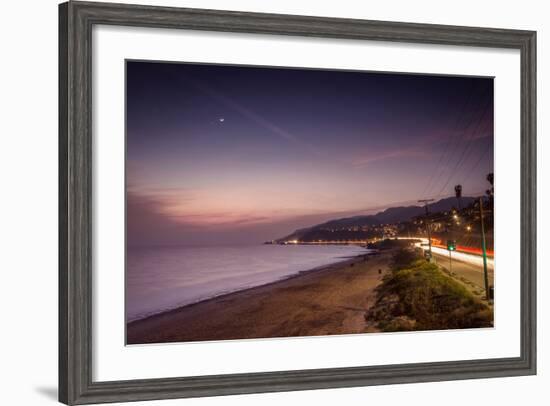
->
[351,146,430,168]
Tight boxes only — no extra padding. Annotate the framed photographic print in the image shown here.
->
[59,1,536,404]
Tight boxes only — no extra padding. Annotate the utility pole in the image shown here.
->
[418,199,434,261]
[479,197,490,300]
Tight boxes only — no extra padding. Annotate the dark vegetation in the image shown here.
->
[367,248,493,332]
[367,238,415,250]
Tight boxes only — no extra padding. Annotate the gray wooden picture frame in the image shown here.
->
[59,1,537,404]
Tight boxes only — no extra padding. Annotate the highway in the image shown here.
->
[399,237,494,293]
[429,244,494,269]
[432,250,494,293]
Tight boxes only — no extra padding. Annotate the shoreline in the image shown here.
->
[127,251,392,344]
[127,253,367,324]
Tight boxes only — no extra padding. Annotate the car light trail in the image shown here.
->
[398,237,494,269]
[428,245,494,269]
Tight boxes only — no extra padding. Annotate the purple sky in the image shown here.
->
[126,61,494,246]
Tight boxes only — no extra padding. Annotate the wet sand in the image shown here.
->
[127,251,392,344]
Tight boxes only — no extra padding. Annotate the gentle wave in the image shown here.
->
[126,244,369,322]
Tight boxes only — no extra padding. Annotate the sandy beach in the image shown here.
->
[127,250,393,344]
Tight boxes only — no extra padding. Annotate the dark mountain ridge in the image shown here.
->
[279,196,476,242]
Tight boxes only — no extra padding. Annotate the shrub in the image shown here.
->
[367,250,493,331]
[390,248,422,271]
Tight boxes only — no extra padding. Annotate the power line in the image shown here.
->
[432,93,493,198]
[450,114,493,181]
[463,136,493,181]
[422,85,487,198]
[420,81,477,198]
[423,83,493,199]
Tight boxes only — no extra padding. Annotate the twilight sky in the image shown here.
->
[126,61,494,246]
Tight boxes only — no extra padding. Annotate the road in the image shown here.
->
[400,237,494,295]
[432,250,494,295]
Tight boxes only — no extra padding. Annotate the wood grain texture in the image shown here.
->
[58,1,537,404]
[58,3,69,404]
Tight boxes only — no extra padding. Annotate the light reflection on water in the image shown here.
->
[126,244,367,322]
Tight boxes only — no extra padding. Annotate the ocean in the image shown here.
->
[126,244,369,322]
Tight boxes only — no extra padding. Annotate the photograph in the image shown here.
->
[49,1,540,404]
[125,61,495,345]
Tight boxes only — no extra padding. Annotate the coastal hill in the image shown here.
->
[278,196,476,243]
